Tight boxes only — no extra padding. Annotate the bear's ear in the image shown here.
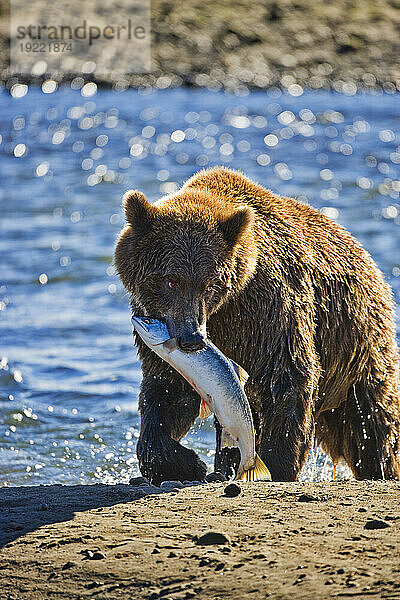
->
[219,207,255,247]
[122,190,156,233]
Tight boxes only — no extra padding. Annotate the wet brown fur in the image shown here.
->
[115,166,400,484]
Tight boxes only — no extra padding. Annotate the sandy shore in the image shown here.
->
[1,0,400,89]
[1,479,399,599]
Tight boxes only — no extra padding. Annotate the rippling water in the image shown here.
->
[1,85,399,486]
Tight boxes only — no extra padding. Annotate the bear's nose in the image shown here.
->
[178,331,206,352]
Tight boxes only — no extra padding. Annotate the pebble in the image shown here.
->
[199,558,208,567]
[151,548,161,554]
[298,493,319,502]
[364,519,390,530]
[82,549,106,560]
[91,551,106,560]
[38,503,49,511]
[205,472,226,483]
[85,582,102,590]
[129,476,149,486]
[358,507,368,513]
[61,561,75,570]
[196,531,231,545]
[160,480,184,491]
[224,483,241,497]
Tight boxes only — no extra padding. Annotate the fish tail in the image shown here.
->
[238,454,272,482]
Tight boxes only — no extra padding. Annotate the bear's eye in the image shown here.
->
[166,279,177,289]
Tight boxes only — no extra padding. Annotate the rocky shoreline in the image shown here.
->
[1,0,400,91]
[1,479,399,599]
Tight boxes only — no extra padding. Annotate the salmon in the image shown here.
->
[132,316,271,482]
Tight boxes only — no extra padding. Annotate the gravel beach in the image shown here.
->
[1,0,400,89]
[1,480,399,599]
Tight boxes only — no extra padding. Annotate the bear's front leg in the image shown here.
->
[136,373,206,486]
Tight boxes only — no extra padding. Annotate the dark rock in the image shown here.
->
[364,519,390,530]
[160,480,184,491]
[85,582,101,590]
[205,472,226,483]
[38,503,49,511]
[198,558,208,567]
[82,549,106,560]
[298,494,319,502]
[215,562,225,571]
[224,483,241,497]
[129,476,149,486]
[151,547,161,554]
[196,531,231,545]
[168,551,178,557]
[358,507,368,512]
[62,561,75,570]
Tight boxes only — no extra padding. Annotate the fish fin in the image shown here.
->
[229,358,249,387]
[238,454,272,482]
[163,338,178,353]
[199,398,213,422]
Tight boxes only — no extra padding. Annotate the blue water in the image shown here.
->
[0,85,399,486]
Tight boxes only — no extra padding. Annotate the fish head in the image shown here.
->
[131,316,171,347]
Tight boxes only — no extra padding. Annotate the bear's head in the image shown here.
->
[115,187,257,351]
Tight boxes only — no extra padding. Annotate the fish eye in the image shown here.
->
[142,317,151,324]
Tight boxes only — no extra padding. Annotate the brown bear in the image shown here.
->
[115,166,400,485]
